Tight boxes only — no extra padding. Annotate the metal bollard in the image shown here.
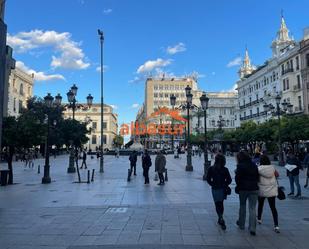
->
[164,169,168,182]
[37,165,40,174]
[87,170,90,184]
[127,169,131,182]
[91,169,95,182]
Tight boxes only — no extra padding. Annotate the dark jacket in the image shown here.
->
[286,155,301,176]
[142,154,152,169]
[82,151,87,160]
[235,162,259,191]
[206,166,232,190]
[129,153,138,166]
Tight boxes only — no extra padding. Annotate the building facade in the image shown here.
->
[236,16,305,124]
[63,103,118,151]
[191,91,239,132]
[300,27,309,114]
[7,67,34,117]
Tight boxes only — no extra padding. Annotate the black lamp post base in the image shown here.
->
[185,165,193,171]
[42,176,51,184]
[67,167,76,173]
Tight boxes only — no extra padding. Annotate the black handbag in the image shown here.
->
[277,186,286,200]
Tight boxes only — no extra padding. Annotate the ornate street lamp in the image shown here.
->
[65,83,93,173]
[170,94,176,151]
[200,92,210,180]
[42,93,62,184]
[185,85,193,171]
[264,94,293,166]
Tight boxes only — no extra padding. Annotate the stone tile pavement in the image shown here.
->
[0,154,308,248]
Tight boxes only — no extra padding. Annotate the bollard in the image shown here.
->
[164,169,168,182]
[127,169,131,182]
[38,165,40,174]
[87,170,90,184]
[91,169,95,182]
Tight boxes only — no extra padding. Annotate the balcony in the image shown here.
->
[282,68,294,75]
[293,85,302,91]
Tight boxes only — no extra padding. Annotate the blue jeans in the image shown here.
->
[238,191,258,232]
[288,174,301,195]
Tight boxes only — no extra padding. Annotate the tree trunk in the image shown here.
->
[7,146,14,185]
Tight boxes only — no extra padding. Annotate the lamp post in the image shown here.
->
[200,92,210,180]
[42,93,62,184]
[264,94,293,166]
[66,84,93,173]
[184,85,193,171]
[170,94,176,151]
[98,29,104,173]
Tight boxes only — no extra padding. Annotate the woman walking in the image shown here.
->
[206,153,232,230]
[235,151,259,236]
[257,155,280,233]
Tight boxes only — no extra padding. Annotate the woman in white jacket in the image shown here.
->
[257,155,280,233]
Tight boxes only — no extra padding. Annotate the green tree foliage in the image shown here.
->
[113,135,124,148]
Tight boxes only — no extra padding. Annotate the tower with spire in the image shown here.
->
[238,48,255,79]
[271,14,295,57]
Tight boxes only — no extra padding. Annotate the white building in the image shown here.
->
[236,16,304,124]
[63,103,118,151]
[7,67,34,117]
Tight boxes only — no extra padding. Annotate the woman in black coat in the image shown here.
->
[206,153,232,230]
[142,150,152,184]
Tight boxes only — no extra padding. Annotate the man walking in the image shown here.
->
[142,150,152,184]
[129,150,138,176]
[80,149,87,169]
[155,150,166,185]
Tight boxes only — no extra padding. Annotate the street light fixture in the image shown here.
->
[65,83,93,173]
[98,29,104,173]
[184,85,193,171]
[170,94,176,151]
[264,94,293,166]
[200,92,210,180]
[42,93,62,184]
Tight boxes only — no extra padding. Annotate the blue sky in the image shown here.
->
[5,0,309,125]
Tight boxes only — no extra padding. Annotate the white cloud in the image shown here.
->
[129,76,143,84]
[7,30,90,70]
[227,57,242,68]
[137,58,172,74]
[166,42,186,55]
[16,61,65,81]
[110,104,118,110]
[103,8,112,14]
[131,103,139,109]
[96,65,108,72]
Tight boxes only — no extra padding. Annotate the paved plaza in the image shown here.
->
[0,154,309,249]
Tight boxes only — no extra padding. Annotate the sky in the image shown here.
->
[5,0,309,126]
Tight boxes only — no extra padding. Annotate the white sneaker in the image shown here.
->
[257,219,262,224]
[274,226,280,233]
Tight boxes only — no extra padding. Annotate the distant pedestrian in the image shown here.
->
[155,150,166,185]
[80,150,87,169]
[142,150,152,184]
[206,153,232,230]
[257,155,280,233]
[286,150,302,198]
[235,151,259,236]
[303,150,309,188]
[129,150,138,176]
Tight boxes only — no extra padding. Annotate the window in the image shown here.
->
[298,96,302,110]
[13,98,16,112]
[103,122,107,129]
[290,59,293,70]
[18,100,23,113]
[257,107,259,115]
[92,135,97,144]
[154,93,158,98]
[296,56,299,70]
[154,85,158,90]
[286,78,289,90]
[19,84,24,95]
[92,122,97,130]
[250,110,252,116]
[103,135,107,144]
[297,75,301,89]
[281,64,284,75]
[249,97,251,104]
[159,93,163,98]
[164,85,169,90]
[283,79,286,91]
[164,93,169,98]
[256,94,258,101]
[159,85,163,90]
[170,85,174,90]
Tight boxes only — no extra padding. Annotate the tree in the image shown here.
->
[113,135,124,148]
